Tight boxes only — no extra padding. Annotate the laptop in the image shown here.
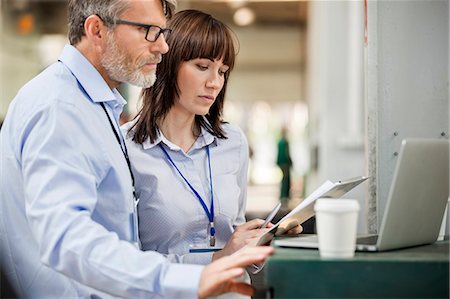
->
[275,138,450,252]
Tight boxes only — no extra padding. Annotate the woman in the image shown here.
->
[124,9,268,267]
[124,13,303,290]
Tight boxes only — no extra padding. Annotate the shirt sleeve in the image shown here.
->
[164,251,214,265]
[19,100,203,298]
[234,127,264,274]
[235,127,250,226]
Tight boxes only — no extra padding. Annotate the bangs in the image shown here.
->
[168,11,237,70]
[186,22,236,69]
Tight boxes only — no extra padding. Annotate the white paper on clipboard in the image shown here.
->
[255,176,368,246]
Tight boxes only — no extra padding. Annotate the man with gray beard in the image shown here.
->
[0,0,273,298]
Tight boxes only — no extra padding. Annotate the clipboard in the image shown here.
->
[255,176,368,246]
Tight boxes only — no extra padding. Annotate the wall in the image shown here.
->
[227,26,304,103]
[308,0,449,234]
[307,1,367,233]
[366,0,449,232]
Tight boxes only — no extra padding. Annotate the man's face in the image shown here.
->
[101,0,169,88]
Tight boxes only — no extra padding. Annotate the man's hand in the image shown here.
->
[198,246,274,299]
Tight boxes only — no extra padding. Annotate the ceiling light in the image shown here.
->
[233,7,255,26]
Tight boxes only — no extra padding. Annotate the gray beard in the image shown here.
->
[101,34,157,88]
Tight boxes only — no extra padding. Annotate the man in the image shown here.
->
[0,0,273,298]
[276,127,292,207]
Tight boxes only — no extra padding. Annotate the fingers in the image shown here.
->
[220,226,272,259]
[198,267,245,299]
[228,228,270,247]
[216,267,245,281]
[275,219,300,235]
[198,246,274,298]
[235,218,265,231]
[216,246,274,269]
[199,272,254,299]
[229,246,274,266]
[240,227,270,240]
[286,224,303,235]
[278,222,303,235]
[249,230,274,246]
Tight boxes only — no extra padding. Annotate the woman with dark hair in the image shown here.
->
[123,9,273,275]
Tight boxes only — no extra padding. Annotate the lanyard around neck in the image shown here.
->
[158,143,216,246]
[100,102,136,199]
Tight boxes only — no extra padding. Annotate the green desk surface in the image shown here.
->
[265,240,449,298]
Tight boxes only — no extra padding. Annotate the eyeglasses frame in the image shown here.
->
[97,15,171,42]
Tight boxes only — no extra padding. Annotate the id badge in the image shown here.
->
[130,196,141,249]
[189,238,222,253]
[189,245,222,253]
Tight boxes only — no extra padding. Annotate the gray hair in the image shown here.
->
[68,0,177,45]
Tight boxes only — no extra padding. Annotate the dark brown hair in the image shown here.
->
[131,9,238,144]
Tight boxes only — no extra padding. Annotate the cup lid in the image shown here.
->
[314,198,360,212]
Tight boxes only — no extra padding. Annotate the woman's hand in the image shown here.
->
[212,219,270,261]
[275,219,303,235]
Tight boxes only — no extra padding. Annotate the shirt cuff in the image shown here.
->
[162,263,204,298]
[182,251,214,265]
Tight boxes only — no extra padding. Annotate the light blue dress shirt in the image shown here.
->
[0,44,203,299]
[122,122,249,266]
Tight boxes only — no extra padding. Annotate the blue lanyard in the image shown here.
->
[159,143,216,246]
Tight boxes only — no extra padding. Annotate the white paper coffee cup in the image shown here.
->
[314,198,360,258]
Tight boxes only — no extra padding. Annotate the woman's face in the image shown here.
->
[174,57,229,116]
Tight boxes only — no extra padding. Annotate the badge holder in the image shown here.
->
[189,236,222,253]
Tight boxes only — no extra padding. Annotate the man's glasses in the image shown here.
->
[96,14,171,42]
[113,20,171,42]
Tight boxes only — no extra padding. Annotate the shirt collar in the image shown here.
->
[58,44,126,108]
[196,127,216,148]
[142,125,218,151]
